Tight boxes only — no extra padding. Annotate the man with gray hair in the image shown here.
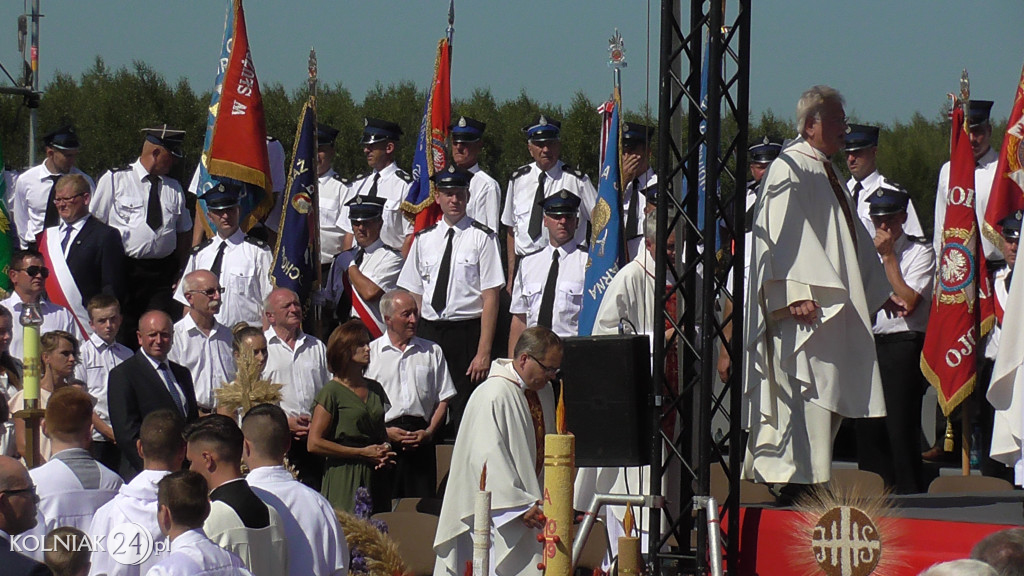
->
[971,528,1024,576]
[743,85,891,500]
[169,270,234,415]
[365,289,455,499]
[919,559,999,576]
[591,210,672,339]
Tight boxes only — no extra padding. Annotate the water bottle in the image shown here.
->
[969,425,981,469]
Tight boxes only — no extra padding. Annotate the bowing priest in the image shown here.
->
[742,85,890,499]
[434,326,559,576]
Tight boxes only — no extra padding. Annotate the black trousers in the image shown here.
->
[856,332,927,494]
[378,415,436,500]
[417,317,481,442]
[121,255,181,348]
[288,435,324,492]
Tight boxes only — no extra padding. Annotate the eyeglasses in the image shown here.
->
[2,484,37,498]
[187,287,225,297]
[528,354,562,379]
[53,192,85,205]
[16,266,49,278]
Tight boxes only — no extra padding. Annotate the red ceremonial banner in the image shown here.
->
[402,37,452,234]
[983,62,1024,247]
[207,0,271,192]
[921,102,996,415]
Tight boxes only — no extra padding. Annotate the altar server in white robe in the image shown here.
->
[31,387,122,534]
[433,327,559,576]
[241,403,348,576]
[185,416,287,576]
[743,86,890,491]
[147,470,253,576]
[89,410,186,576]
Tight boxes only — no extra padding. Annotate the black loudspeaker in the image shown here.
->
[560,334,651,467]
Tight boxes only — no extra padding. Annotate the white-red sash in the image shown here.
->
[39,228,90,338]
[343,272,384,339]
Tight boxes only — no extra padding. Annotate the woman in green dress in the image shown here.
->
[308,320,395,513]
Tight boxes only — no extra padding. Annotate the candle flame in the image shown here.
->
[480,463,487,491]
[556,384,567,434]
[624,504,635,537]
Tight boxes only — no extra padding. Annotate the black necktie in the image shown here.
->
[44,175,61,228]
[367,173,380,198]
[528,172,547,240]
[625,178,640,236]
[210,241,227,278]
[431,228,455,314]
[852,181,863,203]
[145,174,162,231]
[537,250,560,328]
[354,248,365,267]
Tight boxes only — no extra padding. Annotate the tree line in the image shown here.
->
[0,57,1004,239]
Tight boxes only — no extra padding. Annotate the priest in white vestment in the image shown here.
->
[743,86,890,488]
[433,327,559,576]
[987,221,1024,484]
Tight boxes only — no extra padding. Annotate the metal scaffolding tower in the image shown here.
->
[651,0,750,573]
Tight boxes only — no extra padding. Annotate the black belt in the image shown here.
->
[386,415,429,430]
[421,317,480,327]
[874,331,924,344]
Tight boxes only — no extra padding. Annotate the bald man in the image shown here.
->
[0,456,50,576]
[108,310,199,476]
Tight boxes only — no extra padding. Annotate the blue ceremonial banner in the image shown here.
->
[578,90,625,336]
[270,99,319,303]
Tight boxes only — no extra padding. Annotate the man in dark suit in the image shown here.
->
[52,174,126,304]
[109,310,198,477]
[0,456,52,575]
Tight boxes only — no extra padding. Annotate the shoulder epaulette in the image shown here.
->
[471,220,494,235]
[111,165,131,173]
[577,244,589,252]
[331,173,352,185]
[522,246,545,259]
[353,173,367,181]
[510,165,531,180]
[906,235,930,245]
[191,237,214,255]
[244,235,270,249]
[416,222,439,236]
[563,164,588,180]
[266,136,279,142]
[386,246,403,257]
[395,169,414,184]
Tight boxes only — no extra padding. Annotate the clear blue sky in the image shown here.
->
[0,1,1021,127]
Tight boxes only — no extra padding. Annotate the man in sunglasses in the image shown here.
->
[170,270,234,416]
[1,249,78,360]
[175,178,273,329]
[0,455,49,576]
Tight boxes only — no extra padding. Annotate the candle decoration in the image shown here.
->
[542,385,574,575]
[473,463,491,576]
[618,504,642,575]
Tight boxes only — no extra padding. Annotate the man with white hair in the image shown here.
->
[743,85,891,499]
[918,559,998,576]
[169,270,235,415]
